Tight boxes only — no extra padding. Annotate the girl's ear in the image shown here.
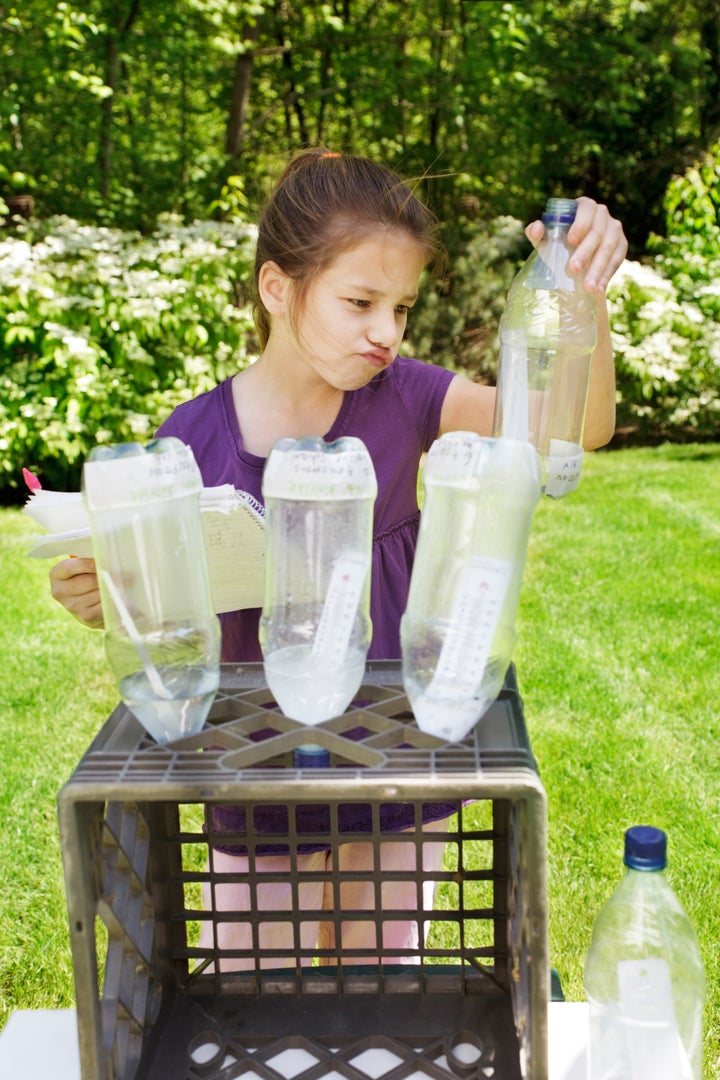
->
[258,261,291,316]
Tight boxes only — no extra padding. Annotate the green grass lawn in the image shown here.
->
[516,443,720,1077]
[1,443,719,1076]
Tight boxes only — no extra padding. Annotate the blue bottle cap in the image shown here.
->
[624,825,667,871]
[292,744,331,769]
[542,197,577,226]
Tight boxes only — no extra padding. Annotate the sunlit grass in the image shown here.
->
[0,510,117,1022]
[515,443,720,1077]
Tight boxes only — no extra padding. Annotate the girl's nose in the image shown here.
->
[368,310,398,348]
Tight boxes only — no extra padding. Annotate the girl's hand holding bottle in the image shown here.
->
[525,195,627,295]
[49,557,103,629]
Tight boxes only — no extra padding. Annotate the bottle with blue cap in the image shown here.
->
[492,196,597,497]
[584,826,705,1080]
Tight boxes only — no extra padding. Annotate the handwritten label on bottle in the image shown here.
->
[264,448,376,501]
[84,444,202,509]
[545,439,583,498]
[425,431,486,486]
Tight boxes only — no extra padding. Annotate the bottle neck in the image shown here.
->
[543,197,577,227]
[541,198,576,247]
[542,216,572,241]
[618,864,667,894]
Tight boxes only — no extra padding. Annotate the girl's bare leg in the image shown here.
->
[199,848,327,971]
[317,818,450,965]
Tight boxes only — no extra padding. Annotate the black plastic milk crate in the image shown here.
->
[58,661,548,1080]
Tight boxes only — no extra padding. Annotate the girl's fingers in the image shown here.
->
[526,197,628,294]
[568,198,627,293]
[50,556,96,584]
[525,220,545,247]
[49,558,104,628]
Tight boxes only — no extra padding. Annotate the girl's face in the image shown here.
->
[288,229,427,390]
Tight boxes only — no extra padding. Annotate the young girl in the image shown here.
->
[50,149,627,968]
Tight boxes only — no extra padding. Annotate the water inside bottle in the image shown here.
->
[404,650,506,742]
[120,665,219,744]
[264,643,366,725]
[402,548,513,742]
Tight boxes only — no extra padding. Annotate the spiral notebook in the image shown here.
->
[23,485,265,614]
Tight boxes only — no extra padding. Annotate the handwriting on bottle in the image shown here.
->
[265,450,375,500]
[545,440,583,497]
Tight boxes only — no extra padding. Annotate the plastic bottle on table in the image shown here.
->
[584,825,705,1080]
[400,432,540,743]
[259,435,377,725]
[492,197,597,498]
[82,438,221,745]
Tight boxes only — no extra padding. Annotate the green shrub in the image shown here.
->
[607,259,720,440]
[406,214,527,380]
[608,143,720,442]
[0,215,258,501]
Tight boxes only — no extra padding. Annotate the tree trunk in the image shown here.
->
[274,4,308,147]
[699,0,720,141]
[99,0,142,202]
[100,36,119,200]
[225,21,262,160]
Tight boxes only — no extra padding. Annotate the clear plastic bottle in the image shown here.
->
[82,438,221,744]
[259,435,377,725]
[584,826,705,1080]
[400,432,540,743]
[492,197,597,498]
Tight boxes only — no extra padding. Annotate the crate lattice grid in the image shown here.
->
[58,662,548,1080]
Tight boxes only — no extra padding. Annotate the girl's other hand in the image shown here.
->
[525,195,628,295]
[49,557,104,629]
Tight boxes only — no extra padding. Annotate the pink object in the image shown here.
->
[22,468,42,492]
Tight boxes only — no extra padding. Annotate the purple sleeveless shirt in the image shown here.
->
[157,356,457,850]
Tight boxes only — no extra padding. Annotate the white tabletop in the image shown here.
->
[0,1002,588,1079]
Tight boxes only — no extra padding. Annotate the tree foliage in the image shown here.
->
[1,0,717,250]
[1,0,719,501]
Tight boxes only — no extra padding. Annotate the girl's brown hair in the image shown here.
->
[253,148,444,347]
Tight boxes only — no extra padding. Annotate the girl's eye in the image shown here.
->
[346,298,411,314]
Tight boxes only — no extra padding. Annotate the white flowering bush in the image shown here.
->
[607,259,720,439]
[608,145,720,442]
[0,216,258,498]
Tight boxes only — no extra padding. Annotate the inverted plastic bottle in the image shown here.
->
[82,438,221,745]
[400,432,540,742]
[584,826,705,1080]
[492,197,597,498]
[259,436,377,725]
